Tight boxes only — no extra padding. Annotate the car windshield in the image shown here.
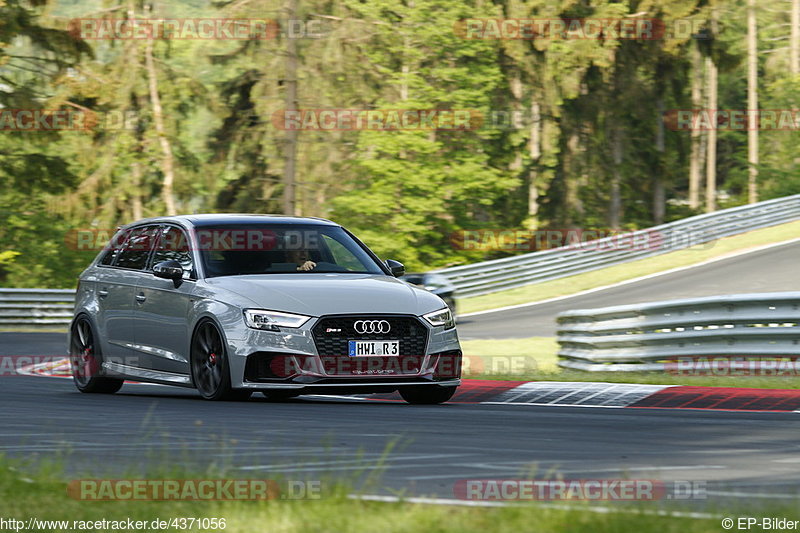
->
[196,223,385,277]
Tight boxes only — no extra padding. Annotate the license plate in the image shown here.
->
[348,340,400,356]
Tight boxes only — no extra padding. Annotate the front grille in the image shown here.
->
[312,315,429,357]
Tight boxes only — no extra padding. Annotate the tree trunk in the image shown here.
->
[144,39,177,216]
[527,100,542,229]
[127,0,143,220]
[509,72,523,175]
[791,0,799,76]
[400,2,413,101]
[131,161,143,221]
[282,0,299,216]
[564,132,584,227]
[653,98,665,224]
[704,56,718,212]
[747,0,759,203]
[609,126,623,230]
[689,42,703,209]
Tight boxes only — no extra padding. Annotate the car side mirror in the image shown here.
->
[153,260,184,280]
[385,259,405,277]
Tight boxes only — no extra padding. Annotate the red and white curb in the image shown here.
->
[18,357,71,378]
[17,357,148,384]
[449,380,800,412]
[482,381,670,408]
[15,358,800,412]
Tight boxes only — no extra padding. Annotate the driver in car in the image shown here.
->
[287,249,316,271]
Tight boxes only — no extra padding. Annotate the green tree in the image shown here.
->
[0,0,92,286]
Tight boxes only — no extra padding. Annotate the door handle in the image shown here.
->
[135,293,147,303]
[98,289,109,298]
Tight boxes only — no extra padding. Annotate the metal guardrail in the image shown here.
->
[556,293,800,372]
[2,194,800,330]
[0,288,75,329]
[435,194,800,298]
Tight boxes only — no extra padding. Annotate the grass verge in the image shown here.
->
[459,337,800,389]
[457,220,800,315]
[0,455,793,533]
[0,327,68,333]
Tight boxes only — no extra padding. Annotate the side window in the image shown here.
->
[115,225,159,271]
[321,234,364,271]
[152,226,194,278]
[99,229,130,266]
[99,249,117,266]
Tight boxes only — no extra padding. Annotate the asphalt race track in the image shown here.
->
[1,335,799,508]
[1,372,800,507]
[1,240,799,509]
[457,239,800,339]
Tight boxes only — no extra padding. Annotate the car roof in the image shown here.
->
[121,214,339,229]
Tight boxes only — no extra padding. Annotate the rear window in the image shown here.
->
[98,229,130,266]
[114,225,160,271]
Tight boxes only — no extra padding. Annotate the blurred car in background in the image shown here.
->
[401,273,457,316]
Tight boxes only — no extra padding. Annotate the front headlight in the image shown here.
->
[243,309,311,331]
[423,307,455,329]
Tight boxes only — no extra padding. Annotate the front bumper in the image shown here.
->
[238,378,461,395]
[225,313,462,391]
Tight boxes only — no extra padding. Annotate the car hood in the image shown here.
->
[204,274,447,316]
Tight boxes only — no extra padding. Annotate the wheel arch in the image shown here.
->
[188,314,229,389]
[69,311,102,356]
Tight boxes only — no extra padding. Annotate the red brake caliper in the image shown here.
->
[82,347,93,376]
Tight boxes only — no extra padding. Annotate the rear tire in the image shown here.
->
[70,316,123,394]
[399,385,457,405]
[190,320,252,401]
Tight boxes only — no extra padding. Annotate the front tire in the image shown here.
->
[70,316,123,394]
[191,320,252,401]
[399,385,457,405]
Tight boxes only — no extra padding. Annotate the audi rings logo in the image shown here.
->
[354,320,391,334]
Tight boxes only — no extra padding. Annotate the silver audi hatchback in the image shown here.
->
[69,215,461,404]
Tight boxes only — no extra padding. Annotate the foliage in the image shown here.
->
[0,0,798,286]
